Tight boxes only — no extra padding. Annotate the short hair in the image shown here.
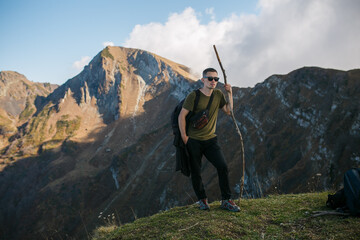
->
[202,68,218,78]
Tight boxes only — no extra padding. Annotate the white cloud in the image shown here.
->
[72,56,91,70]
[124,0,360,87]
[103,41,115,47]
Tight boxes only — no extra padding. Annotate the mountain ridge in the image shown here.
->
[0,47,359,239]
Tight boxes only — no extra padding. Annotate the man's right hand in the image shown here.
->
[182,135,189,145]
[178,107,190,145]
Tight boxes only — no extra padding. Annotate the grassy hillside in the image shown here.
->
[92,192,359,239]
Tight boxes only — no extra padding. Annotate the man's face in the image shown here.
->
[202,71,219,90]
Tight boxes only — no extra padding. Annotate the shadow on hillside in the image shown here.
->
[0,86,198,240]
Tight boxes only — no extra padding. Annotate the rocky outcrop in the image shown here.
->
[48,47,197,123]
[0,47,359,239]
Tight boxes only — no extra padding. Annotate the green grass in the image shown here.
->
[24,110,81,154]
[92,192,360,240]
[25,103,54,146]
[19,99,35,121]
[53,115,81,140]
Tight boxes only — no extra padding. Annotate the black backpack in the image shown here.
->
[171,90,200,177]
[171,90,201,136]
[327,168,360,216]
[344,168,360,215]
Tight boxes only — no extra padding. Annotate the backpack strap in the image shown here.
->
[206,92,214,110]
[193,89,201,111]
[184,90,200,133]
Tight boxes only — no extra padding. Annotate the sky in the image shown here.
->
[0,0,359,88]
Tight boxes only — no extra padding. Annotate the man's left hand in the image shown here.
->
[224,84,232,94]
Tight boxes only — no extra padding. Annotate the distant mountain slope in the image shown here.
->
[0,71,57,116]
[0,71,57,150]
[0,46,359,239]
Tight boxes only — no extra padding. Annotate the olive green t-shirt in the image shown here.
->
[183,89,227,141]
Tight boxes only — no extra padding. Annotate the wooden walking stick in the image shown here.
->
[213,45,246,205]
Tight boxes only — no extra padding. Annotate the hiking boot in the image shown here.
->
[198,198,210,210]
[221,199,240,212]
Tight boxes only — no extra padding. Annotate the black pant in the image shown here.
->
[186,136,232,200]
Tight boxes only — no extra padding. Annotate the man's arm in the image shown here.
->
[222,83,233,115]
[178,107,190,144]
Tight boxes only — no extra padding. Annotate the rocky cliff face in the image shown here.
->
[0,47,359,239]
[222,68,360,197]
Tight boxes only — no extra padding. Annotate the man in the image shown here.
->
[178,67,240,212]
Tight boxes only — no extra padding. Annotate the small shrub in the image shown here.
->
[19,101,35,121]
[53,116,81,140]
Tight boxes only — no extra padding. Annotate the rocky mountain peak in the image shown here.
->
[49,46,198,123]
[1,46,200,159]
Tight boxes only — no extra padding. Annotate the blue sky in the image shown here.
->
[1,0,359,87]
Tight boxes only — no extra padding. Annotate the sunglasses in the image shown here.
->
[204,77,220,82]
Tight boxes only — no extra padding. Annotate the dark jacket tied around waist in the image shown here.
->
[173,131,191,177]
